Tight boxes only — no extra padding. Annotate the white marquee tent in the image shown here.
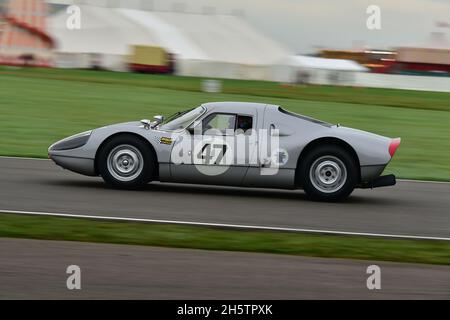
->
[48,5,291,79]
[270,55,368,84]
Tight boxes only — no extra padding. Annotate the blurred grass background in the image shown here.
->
[1,67,450,181]
[1,213,450,265]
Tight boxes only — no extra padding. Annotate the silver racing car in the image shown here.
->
[49,102,401,201]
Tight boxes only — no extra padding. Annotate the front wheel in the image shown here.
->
[97,135,156,189]
[300,145,358,202]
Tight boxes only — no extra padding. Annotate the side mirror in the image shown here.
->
[153,115,164,125]
[140,119,151,129]
[150,115,165,129]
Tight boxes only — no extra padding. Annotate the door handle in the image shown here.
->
[270,124,277,136]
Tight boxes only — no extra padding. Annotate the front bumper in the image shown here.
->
[48,130,97,176]
[49,155,96,176]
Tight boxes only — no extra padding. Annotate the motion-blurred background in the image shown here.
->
[1,0,450,84]
[0,0,450,180]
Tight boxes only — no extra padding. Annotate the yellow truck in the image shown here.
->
[128,45,175,74]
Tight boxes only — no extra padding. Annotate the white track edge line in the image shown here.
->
[1,209,449,241]
[0,156,49,161]
[398,179,450,184]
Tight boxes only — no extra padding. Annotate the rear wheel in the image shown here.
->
[300,145,357,201]
[98,135,155,189]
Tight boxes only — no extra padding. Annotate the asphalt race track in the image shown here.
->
[1,157,450,238]
[1,238,449,299]
[2,157,450,299]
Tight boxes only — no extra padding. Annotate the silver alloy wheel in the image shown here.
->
[309,155,347,193]
[107,144,144,182]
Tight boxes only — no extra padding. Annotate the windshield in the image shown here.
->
[158,106,205,131]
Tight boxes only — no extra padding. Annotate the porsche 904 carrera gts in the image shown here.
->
[49,102,401,201]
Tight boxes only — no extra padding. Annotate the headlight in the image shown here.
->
[50,131,92,151]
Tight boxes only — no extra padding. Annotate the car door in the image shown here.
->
[169,112,257,186]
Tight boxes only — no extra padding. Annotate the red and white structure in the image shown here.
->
[0,0,54,67]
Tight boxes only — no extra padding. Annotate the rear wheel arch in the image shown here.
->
[94,132,159,179]
[295,137,360,187]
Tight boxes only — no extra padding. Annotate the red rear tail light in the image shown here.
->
[389,138,401,157]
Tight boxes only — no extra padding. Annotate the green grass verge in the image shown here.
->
[1,213,450,265]
[1,67,450,180]
[2,67,450,111]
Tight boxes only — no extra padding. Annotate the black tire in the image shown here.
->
[97,134,156,189]
[299,144,358,202]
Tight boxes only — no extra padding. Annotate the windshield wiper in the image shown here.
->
[163,109,193,124]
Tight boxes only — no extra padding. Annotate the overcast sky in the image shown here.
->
[170,0,450,53]
[3,0,450,53]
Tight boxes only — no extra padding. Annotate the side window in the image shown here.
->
[203,113,236,135]
[236,115,253,133]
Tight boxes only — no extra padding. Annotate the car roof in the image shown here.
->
[202,102,279,111]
